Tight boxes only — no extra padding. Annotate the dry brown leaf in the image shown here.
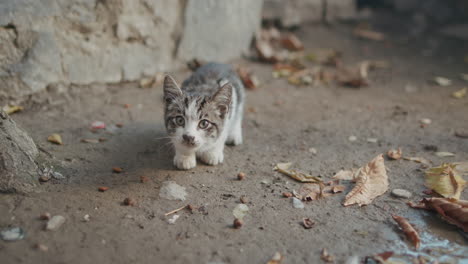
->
[353,28,385,41]
[280,33,304,51]
[425,163,466,199]
[302,218,315,229]
[332,185,346,193]
[47,133,63,145]
[274,163,322,183]
[336,67,368,88]
[237,67,260,90]
[255,39,280,63]
[392,215,420,249]
[343,154,389,207]
[2,105,24,115]
[409,198,468,232]
[387,148,402,160]
[266,252,283,264]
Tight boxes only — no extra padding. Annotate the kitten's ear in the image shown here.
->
[211,82,232,118]
[163,75,182,103]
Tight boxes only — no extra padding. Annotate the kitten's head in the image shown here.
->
[163,75,232,150]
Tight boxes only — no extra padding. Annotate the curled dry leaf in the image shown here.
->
[302,218,315,229]
[333,169,360,181]
[280,33,304,51]
[47,133,63,145]
[370,251,394,263]
[267,252,283,264]
[237,67,260,90]
[2,105,23,115]
[343,154,389,207]
[336,67,368,88]
[332,185,346,193]
[392,215,420,249]
[433,76,452,86]
[387,148,402,160]
[274,163,322,183]
[402,156,432,168]
[425,163,466,199]
[435,151,455,157]
[255,39,280,63]
[409,197,468,232]
[452,88,467,99]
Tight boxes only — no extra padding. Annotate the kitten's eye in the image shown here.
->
[174,116,185,126]
[198,119,210,129]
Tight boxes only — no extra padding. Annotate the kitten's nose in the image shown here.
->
[182,134,195,145]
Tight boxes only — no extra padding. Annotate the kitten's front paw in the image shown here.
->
[198,151,224,166]
[174,155,196,170]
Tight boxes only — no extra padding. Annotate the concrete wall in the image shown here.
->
[0,0,263,100]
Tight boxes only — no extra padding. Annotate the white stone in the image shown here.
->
[46,215,66,231]
[0,227,25,241]
[159,181,187,201]
[348,135,357,142]
[391,189,412,199]
[292,197,304,209]
[167,214,179,224]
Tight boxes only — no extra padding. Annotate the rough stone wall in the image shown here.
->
[0,0,263,100]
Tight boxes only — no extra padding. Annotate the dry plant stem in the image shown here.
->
[164,205,187,216]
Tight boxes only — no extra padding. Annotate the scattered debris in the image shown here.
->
[240,196,248,204]
[91,121,106,130]
[321,248,335,262]
[391,189,412,199]
[408,197,468,232]
[433,76,452,86]
[0,227,25,241]
[237,172,246,181]
[435,151,455,157]
[452,88,467,99]
[159,181,187,201]
[282,192,293,198]
[46,215,66,231]
[387,148,402,160]
[47,133,63,145]
[302,218,315,229]
[2,105,23,115]
[280,33,304,51]
[233,204,249,219]
[98,186,109,192]
[455,130,468,138]
[402,156,432,167]
[83,214,90,222]
[392,215,420,249]
[425,163,466,199]
[39,212,51,220]
[343,154,389,207]
[353,28,385,41]
[348,135,357,142]
[292,197,305,209]
[233,218,243,229]
[35,243,48,252]
[140,176,149,183]
[81,138,100,144]
[420,118,432,125]
[165,205,188,216]
[112,167,123,173]
[266,252,283,264]
[237,66,260,90]
[123,197,136,206]
[274,162,322,183]
[167,214,179,225]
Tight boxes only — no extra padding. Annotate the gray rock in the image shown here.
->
[391,189,412,199]
[292,197,304,209]
[0,227,25,241]
[46,215,66,231]
[0,110,39,193]
[159,181,187,201]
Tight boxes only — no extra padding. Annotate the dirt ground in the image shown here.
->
[1,17,468,264]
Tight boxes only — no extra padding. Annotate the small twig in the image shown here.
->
[164,205,187,216]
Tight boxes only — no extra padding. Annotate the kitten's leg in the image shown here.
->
[173,147,196,170]
[197,142,225,166]
[226,104,243,146]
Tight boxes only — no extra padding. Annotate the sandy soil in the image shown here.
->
[1,19,468,264]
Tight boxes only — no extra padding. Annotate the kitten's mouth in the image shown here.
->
[181,141,198,148]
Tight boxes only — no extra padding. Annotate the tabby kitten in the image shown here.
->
[163,63,245,170]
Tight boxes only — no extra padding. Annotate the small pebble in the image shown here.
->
[292,197,304,209]
[391,189,412,199]
[112,167,123,173]
[420,118,432,125]
[98,186,109,192]
[237,172,246,181]
[140,176,149,183]
[167,214,179,224]
[308,148,317,155]
[123,197,136,206]
[35,243,48,252]
[233,218,243,229]
[348,135,357,142]
[366,138,378,143]
[282,192,293,198]
[39,212,51,220]
[0,227,25,241]
[83,214,90,222]
[240,196,248,204]
[46,215,66,231]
